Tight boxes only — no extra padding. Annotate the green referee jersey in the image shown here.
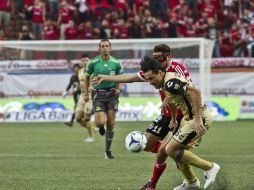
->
[86,55,124,89]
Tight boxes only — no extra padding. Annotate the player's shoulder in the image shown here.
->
[90,56,100,64]
[164,72,177,82]
[164,71,188,86]
[167,61,188,75]
[171,61,186,69]
[110,56,120,64]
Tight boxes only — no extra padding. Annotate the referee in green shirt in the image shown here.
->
[84,39,123,159]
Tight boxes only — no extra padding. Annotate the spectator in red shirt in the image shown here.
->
[23,0,33,7]
[64,20,79,40]
[58,0,76,39]
[43,19,60,40]
[203,0,217,20]
[28,0,46,40]
[79,20,96,39]
[185,18,196,37]
[114,0,128,12]
[219,31,234,57]
[133,0,149,15]
[112,18,129,39]
[0,0,13,28]
[195,11,208,37]
[176,13,187,37]
[168,0,180,10]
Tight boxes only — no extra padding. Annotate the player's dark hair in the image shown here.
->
[99,39,111,47]
[73,63,81,69]
[153,44,170,55]
[140,56,165,74]
[81,53,90,58]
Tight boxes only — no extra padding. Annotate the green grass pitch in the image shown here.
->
[0,121,253,190]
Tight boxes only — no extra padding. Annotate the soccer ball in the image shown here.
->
[125,131,147,152]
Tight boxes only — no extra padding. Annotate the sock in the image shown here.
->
[150,161,167,183]
[151,142,161,153]
[176,161,197,183]
[105,130,114,152]
[180,150,213,171]
[85,121,94,138]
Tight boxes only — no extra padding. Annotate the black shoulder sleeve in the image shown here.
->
[164,78,187,95]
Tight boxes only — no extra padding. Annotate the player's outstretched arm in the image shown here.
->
[92,74,144,85]
[186,86,207,136]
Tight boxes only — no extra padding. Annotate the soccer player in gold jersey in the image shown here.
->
[75,54,94,142]
[140,56,220,190]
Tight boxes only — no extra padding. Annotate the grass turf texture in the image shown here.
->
[0,121,253,190]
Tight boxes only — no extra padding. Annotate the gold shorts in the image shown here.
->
[75,94,93,114]
[173,108,212,148]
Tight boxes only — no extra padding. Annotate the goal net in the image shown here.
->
[0,38,214,99]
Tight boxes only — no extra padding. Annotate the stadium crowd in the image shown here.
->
[0,0,254,57]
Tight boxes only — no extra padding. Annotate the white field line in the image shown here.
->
[0,153,253,158]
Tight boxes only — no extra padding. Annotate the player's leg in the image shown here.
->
[104,94,119,159]
[64,95,78,127]
[165,116,220,189]
[166,116,212,167]
[83,100,94,142]
[173,161,200,190]
[93,100,107,136]
[70,94,79,125]
[139,115,171,190]
[104,109,116,159]
[75,97,94,142]
[144,114,171,152]
[92,91,107,136]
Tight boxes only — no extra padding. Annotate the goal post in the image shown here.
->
[0,38,214,99]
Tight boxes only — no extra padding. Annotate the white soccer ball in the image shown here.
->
[125,131,147,152]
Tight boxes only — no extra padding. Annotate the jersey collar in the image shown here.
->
[99,55,111,62]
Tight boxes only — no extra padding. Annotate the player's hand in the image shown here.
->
[91,75,105,86]
[84,94,89,102]
[62,91,67,98]
[169,119,178,133]
[113,88,121,96]
[194,118,207,136]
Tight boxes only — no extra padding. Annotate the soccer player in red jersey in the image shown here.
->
[93,44,192,190]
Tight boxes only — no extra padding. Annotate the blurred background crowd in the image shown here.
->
[0,0,254,57]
